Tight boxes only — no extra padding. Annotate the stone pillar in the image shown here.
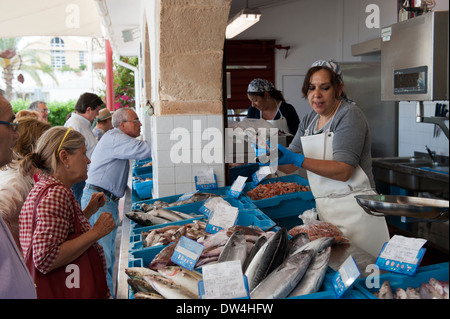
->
[151,0,231,197]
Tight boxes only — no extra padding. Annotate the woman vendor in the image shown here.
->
[247,78,300,135]
[277,60,390,256]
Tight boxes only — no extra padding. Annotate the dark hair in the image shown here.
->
[301,66,348,100]
[248,89,286,103]
[75,93,104,114]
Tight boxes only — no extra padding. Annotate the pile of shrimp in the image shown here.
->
[246,182,310,200]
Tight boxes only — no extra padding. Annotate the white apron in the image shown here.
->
[301,111,390,257]
[263,102,291,134]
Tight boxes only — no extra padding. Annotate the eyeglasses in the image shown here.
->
[39,109,50,113]
[0,120,19,132]
[122,119,141,124]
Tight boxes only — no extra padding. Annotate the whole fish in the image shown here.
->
[288,246,331,297]
[149,208,191,222]
[149,243,177,270]
[377,281,394,299]
[242,235,267,273]
[250,249,314,299]
[127,278,159,294]
[245,228,288,291]
[125,267,160,280]
[405,287,421,299]
[217,231,248,267]
[157,266,202,296]
[126,211,170,226]
[288,233,310,255]
[134,291,164,299]
[290,237,334,256]
[143,275,198,299]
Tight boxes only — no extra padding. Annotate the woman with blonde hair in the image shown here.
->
[0,117,51,254]
[19,126,116,298]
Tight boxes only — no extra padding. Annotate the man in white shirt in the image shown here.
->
[81,107,152,296]
[65,92,104,203]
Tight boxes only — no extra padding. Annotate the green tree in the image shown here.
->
[113,56,137,109]
[0,37,58,100]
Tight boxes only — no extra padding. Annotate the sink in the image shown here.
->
[372,157,449,194]
[400,162,449,175]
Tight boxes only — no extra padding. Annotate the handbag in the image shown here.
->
[24,183,109,299]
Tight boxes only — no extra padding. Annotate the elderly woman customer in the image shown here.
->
[19,126,116,298]
[0,117,51,254]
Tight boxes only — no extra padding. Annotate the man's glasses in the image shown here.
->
[123,119,141,124]
[0,120,19,131]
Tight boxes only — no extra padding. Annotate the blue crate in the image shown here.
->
[242,174,316,222]
[132,158,153,176]
[132,187,255,216]
[353,262,449,299]
[288,289,367,299]
[133,173,153,200]
[229,163,260,184]
[129,206,276,252]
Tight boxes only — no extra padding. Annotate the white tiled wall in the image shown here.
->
[398,101,449,157]
[151,114,225,198]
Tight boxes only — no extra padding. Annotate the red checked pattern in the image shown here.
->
[20,175,107,276]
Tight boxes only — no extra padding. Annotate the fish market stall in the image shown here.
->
[115,164,448,299]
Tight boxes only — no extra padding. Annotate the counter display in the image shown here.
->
[116,162,449,299]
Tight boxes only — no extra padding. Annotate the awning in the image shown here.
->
[0,0,104,38]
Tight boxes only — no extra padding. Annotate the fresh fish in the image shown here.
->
[245,228,289,291]
[226,225,264,237]
[406,287,421,299]
[196,256,219,267]
[288,233,310,255]
[377,280,394,299]
[157,266,202,296]
[429,278,449,299]
[134,291,164,299]
[290,237,334,256]
[149,243,177,270]
[127,278,159,294]
[250,249,314,299]
[395,288,408,299]
[149,208,188,222]
[217,231,248,267]
[125,267,160,280]
[168,192,219,207]
[242,235,267,273]
[199,230,229,250]
[288,246,331,297]
[143,275,198,299]
[125,211,170,226]
[419,281,447,299]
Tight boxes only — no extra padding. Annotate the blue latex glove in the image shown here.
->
[277,144,305,167]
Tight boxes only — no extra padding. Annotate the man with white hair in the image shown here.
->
[28,100,49,123]
[0,92,36,298]
[80,107,151,296]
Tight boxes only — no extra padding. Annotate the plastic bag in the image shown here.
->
[288,208,350,244]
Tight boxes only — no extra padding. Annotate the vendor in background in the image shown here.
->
[246,78,300,135]
[28,101,49,123]
[276,60,390,257]
[93,108,114,141]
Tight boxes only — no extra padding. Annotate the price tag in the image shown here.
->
[205,202,238,234]
[195,168,217,190]
[170,236,204,271]
[199,260,249,299]
[332,255,360,299]
[177,190,199,202]
[199,197,230,218]
[228,176,247,198]
[252,166,272,186]
[376,235,427,276]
